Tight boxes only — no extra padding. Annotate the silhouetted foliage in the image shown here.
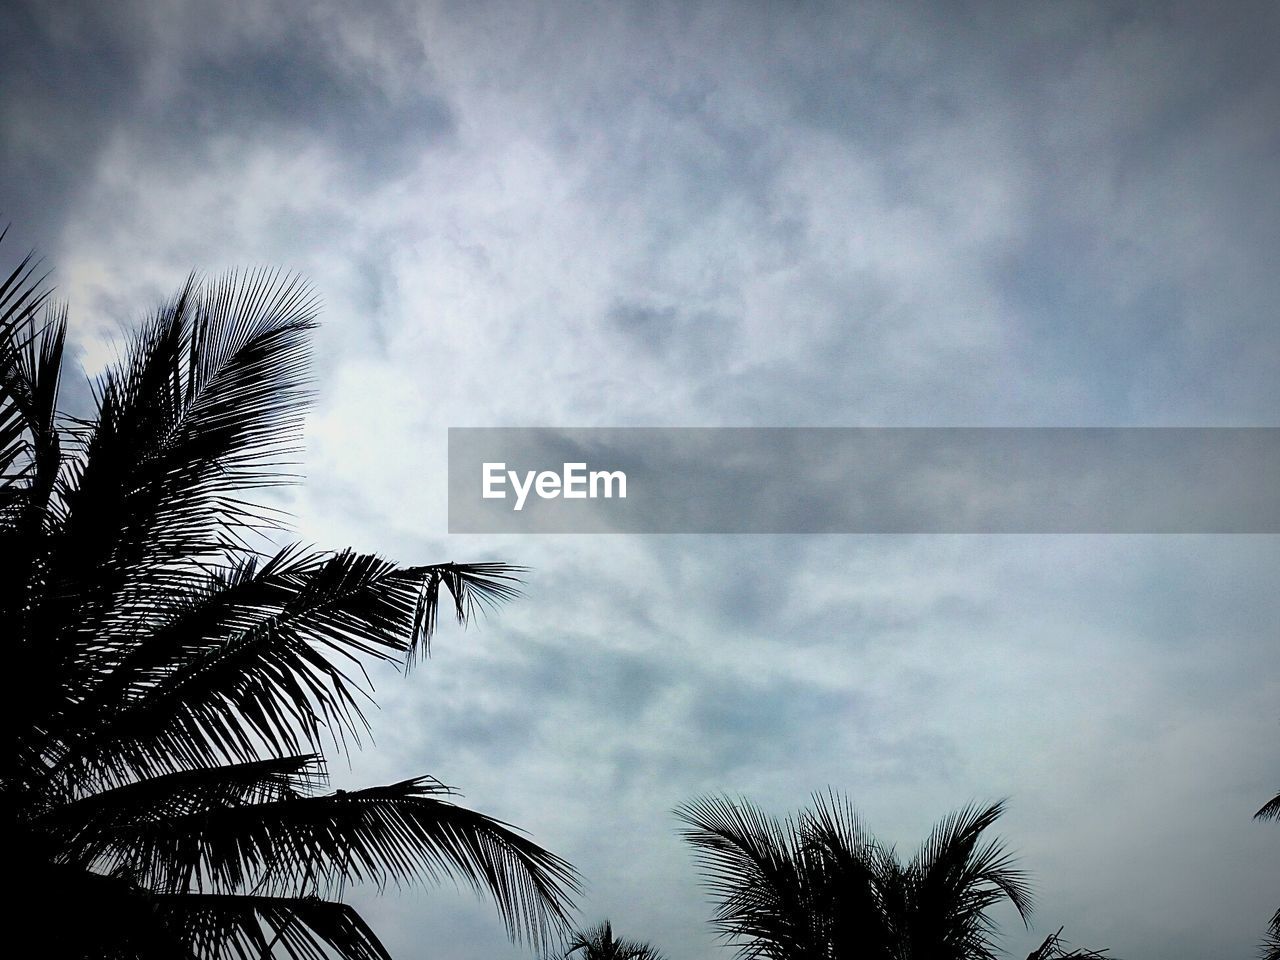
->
[1264,922,1280,960]
[1024,927,1113,960]
[1257,793,1280,822]
[678,793,1111,960]
[0,236,579,959]
[1256,793,1280,959]
[563,920,666,960]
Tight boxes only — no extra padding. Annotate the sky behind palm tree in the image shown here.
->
[3,2,1279,958]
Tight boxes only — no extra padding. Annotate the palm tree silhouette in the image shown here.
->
[1255,792,1280,959]
[563,920,666,960]
[1,242,579,959]
[677,793,1044,960]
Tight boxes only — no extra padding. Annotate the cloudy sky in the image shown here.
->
[4,1,1280,957]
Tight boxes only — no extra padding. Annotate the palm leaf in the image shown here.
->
[1256,792,1280,821]
[799,791,894,959]
[1264,909,1280,960]
[42,754,326,861]
[152,893,393,960]
[0,303,64,512]
[99,776,580,948]
[905,800,1033,960]
[677,796,823,960]
[50,554,524,791]
[49,270,314,627]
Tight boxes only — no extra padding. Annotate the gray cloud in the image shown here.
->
[0,1,144,251]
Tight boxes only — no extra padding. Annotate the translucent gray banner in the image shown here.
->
[447,428,1280,533]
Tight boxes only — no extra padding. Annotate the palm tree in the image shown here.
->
[1,238,580,959]
[563,920,666,960]
[676,793,1036,960]
[1255,792,1280,959]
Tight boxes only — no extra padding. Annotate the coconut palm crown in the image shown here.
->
[677,793,1033,960]
[0,239,579,959]
[563,920,666,960]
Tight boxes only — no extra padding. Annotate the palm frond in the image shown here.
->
[1256,792,1280,821]
[98,775,579,948]
[900,800,1032,960]
[39,270,316,693]
[676,796,823,960]
[0,240,64,624]
[48,545,327,745]
[911,799,1034,920]
[800,792,894,959]
[152,893,393,960]
[49,554,524,792]
[1263,908,1280,960]
[0,302,64,513]
[0,231,55,521]
[59,549,407,783]
[0,231,51,336]
[0,238,67,795]
[405,561,525,664]
[42,754,326,861]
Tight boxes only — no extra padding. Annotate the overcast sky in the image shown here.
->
[4,1,1280,958]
